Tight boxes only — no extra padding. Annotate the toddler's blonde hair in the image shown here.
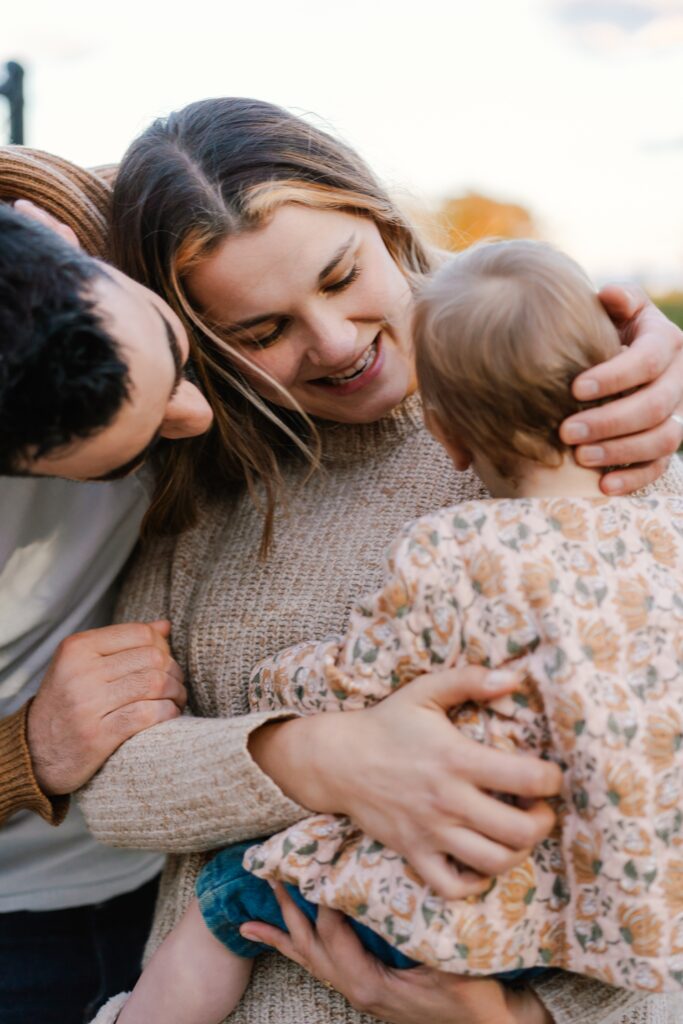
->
[414,239,621,479]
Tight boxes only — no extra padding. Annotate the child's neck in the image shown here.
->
[474,453,605,499]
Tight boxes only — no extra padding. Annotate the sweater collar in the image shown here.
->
[315,391,426,465]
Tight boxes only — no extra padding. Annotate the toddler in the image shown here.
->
[99,240,683,1023]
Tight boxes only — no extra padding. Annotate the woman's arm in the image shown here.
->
[562,286,683,494]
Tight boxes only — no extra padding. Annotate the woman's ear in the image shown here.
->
[423,407,473,472]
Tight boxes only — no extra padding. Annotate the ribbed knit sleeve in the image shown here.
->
[531,972,682,1024]
[0,702,69,826]
[78,708,309,851]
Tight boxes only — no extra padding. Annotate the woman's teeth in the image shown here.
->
[317,339,377,385]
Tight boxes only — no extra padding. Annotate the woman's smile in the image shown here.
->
[308,333,383,394]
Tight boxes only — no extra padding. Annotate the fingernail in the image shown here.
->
[581,445,605,465]
[574,379,599,400]
[485,669,523,691]
[564,422,589,443]
[603,475,623,494]
[239,927,259,941]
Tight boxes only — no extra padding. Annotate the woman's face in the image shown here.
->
[185,204,416,423]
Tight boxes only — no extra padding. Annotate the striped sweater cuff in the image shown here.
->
[0,702,69,826]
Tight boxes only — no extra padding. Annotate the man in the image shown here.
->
[0,162,213,1024]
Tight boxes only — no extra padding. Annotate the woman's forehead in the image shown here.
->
[187,205,364,319]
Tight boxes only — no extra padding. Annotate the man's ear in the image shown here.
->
[424,407,473,471]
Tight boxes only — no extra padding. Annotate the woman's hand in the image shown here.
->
[561,284,683,494]
[240,884,553,1024]
[249,666,562,899]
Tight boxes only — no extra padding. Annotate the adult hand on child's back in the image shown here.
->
[561,285,683,494]
[241,884,553,1024]
[336,666,562,898]
[253,665,562,900]
[27,621,187,795]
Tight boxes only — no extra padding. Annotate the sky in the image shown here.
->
[3,0,683,290]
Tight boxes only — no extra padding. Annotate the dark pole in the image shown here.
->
[0,62,25,145]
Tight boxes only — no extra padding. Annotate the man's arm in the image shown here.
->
[0,620,186,826]
[0,703,68,825]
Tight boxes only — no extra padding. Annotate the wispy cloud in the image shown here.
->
[552,0,683,52]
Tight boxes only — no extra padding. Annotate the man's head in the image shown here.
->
[0,203,212,480]
[414,239,621,483]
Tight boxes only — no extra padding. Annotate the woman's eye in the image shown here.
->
[236,320,289,350]
[324,264,360,294]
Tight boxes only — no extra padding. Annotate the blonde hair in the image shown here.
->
[414,239,621,479]
[111,98,434,553]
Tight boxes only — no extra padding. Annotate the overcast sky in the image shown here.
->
[3,0,683,289]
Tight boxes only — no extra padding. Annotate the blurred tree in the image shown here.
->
[437,192,538,251]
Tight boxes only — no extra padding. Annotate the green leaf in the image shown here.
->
[296,841,319,857]
[620,926,634,946]
[624,860,638,880]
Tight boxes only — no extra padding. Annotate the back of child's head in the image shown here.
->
[414,239,621,479]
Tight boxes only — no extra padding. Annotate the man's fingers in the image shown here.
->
[598,282,646,320]
[575,416,682,471]
[561,374,679,446]
[106,697,181,744]
[571,333,675,402]
[600,458,670,497]
[107,669,187,710]
[411,664,526,713]
[99,643,181,682]
[63,621,173,658]
[149,619,172,638]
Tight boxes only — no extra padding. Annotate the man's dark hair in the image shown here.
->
[0,203,130,474]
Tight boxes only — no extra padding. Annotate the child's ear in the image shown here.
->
[424,408,473,471]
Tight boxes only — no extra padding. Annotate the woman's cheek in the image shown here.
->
[239,349,300,406]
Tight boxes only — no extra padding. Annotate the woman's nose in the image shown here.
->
[305,314,358,369]
[159,379,214,440]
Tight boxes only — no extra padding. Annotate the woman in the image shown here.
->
[80,97,683,1024]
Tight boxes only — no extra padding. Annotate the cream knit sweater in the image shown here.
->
[79,395,683,1024]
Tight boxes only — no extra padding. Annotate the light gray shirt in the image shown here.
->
[0,475,163,911]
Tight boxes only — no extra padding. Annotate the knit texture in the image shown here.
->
[79,396,683,1024]
[0,702,68,826]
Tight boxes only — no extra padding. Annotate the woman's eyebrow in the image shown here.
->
[227,233,358,333]
[317,234,356,285]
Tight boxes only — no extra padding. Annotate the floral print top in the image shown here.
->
[245,496,683,993]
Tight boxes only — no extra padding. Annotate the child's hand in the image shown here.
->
[561,285,683,495]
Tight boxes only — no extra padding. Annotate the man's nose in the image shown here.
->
[159,380,213,439]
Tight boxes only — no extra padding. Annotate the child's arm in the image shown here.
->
[248,512,465,716]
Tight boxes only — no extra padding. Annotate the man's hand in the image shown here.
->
[12,199,81,249]
[26,620,186,795]
[561,284,683,494]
